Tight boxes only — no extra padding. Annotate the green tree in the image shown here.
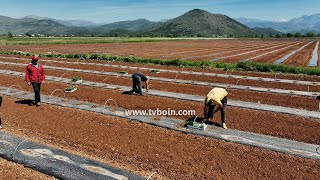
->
[25,32,32,37]
[286,33,293,37]
[306,32,316,37]
[7,31,13,38]
[294,32,302,37]
[275,34,282,38]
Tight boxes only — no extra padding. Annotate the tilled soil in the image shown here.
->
[1,54,320,82]
[1,58,319,92]
[283,41,317,66]
[0,74,320,145]
[1,96,320,179]
[0,39,294,61]
[0,157,56,180]
[0,64,318,111]
[221,43,297,63]
[253,42,307,63]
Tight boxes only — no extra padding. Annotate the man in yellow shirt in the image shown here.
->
[204,88,228,129]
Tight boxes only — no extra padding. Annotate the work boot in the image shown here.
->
[222,123,227,129]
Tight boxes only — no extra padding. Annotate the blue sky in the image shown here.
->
[0,0,320,23]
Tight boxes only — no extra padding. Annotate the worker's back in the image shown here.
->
[206,88,228,104]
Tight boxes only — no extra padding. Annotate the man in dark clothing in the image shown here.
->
[25,55,45,106]
[131,73,149,95]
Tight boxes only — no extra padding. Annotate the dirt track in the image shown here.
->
[1,96,319,179]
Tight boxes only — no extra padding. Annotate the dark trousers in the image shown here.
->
[132,76,142,94]
[31,82,41,103]
[206,96,227,124]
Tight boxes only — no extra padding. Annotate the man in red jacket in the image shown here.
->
[25,55,45,107]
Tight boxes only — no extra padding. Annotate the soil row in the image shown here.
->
[1,74,319,145]
[220,42,301,63]
[0,40,255,57]
[2,96,320,179]
[283,41,317,66]
[1,54,320,82]
[1,64,318,111]
[253,42,306,63]
[0,157,56,180]
[187,41,290,61]
[1,58,318,92]
[0,39,294,61]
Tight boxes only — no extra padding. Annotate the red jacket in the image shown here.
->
[25,63,45,83]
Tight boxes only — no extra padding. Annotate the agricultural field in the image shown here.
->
[0,39,319,179]
[0,38,319,67]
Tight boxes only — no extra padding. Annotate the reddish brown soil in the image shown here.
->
[1,58,319,92]
[283,41,317,66]
[0,39,310,65]
[155,40,289,60]
[2,64,317,111]
[221,43,297,63]
[0,157,56,179]
[1,96,320,179]
[2,54,320,82]
[189,41,288,61]
[1,74,320,145]
[253,42,307,63]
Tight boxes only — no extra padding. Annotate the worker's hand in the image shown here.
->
[27,82,31,86]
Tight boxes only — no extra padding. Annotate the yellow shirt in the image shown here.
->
[205,88,228,106]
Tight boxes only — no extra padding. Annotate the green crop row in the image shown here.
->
[0,50,319,76]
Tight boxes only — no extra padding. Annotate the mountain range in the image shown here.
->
[0,9,319,37]
[235,14,320,34]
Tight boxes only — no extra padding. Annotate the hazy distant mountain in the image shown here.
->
[23,15,102,27]
[93,19,154,33]
[236,14,320,33]
[146,9,256,37]
[3,9,319,36]
[0,15,91,35]
[252,27,283,36]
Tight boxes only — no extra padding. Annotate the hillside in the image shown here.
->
[146,9,256,37]
[94,19,153,32]
[252,27,283,36]
[0,15,91,35]
[237,14,320,33]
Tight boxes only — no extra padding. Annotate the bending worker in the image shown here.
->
[25,55,45,106]
[131,72,149,95]
[204,87,228,129]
